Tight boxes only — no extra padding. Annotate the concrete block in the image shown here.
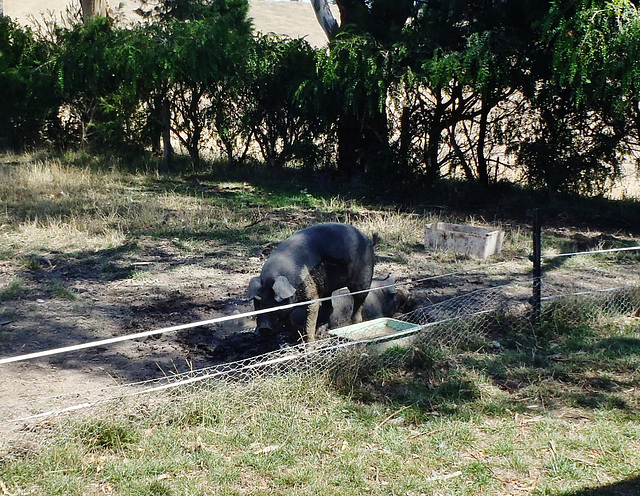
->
[425,222,505,258]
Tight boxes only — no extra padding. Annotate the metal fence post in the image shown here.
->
[530,209,542,326]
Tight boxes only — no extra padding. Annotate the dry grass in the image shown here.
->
[1,152,639,495]
[0,154,129,253]
[352,210,430,249]
[0,154,255,257]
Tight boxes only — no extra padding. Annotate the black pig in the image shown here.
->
[247,223,374,342]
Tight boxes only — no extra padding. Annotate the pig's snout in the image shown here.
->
[257,324,273,334]
[255,315,276,336]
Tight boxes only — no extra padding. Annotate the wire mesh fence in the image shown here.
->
[542,286,640,327]
[1,250,639,448]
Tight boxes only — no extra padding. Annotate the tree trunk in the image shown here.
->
[311,0,358,174]
[80,0,107,22]
[476,98,490,188]
[364,105,389,174]
[398,105,411,172]
[161,97,172,173]
[311,0,389,178]
[150,95,163,156]
[632,98,640,143]
[449,126,475,182]
[425,125,440,184]
[310,0,338,40]
[424,89,444,184]
[336,113,363,176]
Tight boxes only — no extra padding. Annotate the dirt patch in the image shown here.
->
[1,224,638,440]
[0,230,454,436]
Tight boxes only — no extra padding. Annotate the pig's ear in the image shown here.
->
[380,275,397,294]
[247,277,262,301]
[273,276,296,302]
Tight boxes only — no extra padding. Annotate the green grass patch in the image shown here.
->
[1,152,640,496]
[0,278,27,301]
[2,367,638,496]
[47,278,77,301]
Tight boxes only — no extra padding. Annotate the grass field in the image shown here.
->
[1,310,639,496]
[0,152,639,496]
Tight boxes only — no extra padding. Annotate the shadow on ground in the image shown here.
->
[560,476,640,496]
[0,240,280,383]
[334,300,640,419]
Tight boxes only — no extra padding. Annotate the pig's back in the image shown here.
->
[266,223,371,280]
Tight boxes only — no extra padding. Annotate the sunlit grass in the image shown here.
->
[1,364,639,496]
[1,151,639,495]
[0,154,253,256]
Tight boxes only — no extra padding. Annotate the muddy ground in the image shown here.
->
[0,236,436,379]
[0,227,499,429]
[1,222,639,439]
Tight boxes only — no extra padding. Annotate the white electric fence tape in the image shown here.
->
[0,271,468,366]
[2,245,638,366]
[541,245,640,259]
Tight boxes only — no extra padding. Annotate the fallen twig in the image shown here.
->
[376,404,412,430]
[407,427,445,440]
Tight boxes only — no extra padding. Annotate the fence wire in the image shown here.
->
[543,286,640,326]
[1,254,639,449]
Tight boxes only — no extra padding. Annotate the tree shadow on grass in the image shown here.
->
[462,323,640,413]
[559,476,640,496]
[189,164,640,234]
[145,162,640,238]
[329,344,484,419]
